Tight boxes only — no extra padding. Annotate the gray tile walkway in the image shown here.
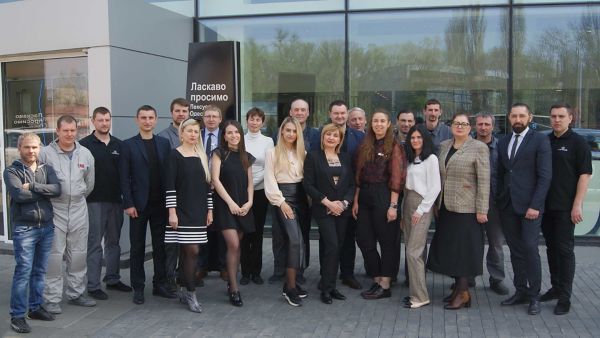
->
[1,240,599,337]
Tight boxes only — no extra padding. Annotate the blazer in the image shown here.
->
[310,127,365,157]
[496,129,552,214]
[119,134,171,211]
[303,150,355,218]
[438,137,490,214]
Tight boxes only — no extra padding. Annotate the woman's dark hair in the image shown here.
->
[355,109,394,182]
[405,124,435,163]
[219,120,251,170]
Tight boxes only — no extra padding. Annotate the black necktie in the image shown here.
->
[206,133,213,158]
[510,134,520,160]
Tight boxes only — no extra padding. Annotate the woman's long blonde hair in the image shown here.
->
[179,118,211,183]
[273,117,305,175]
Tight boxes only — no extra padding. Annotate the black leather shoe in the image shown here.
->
[88,289,109,300]
[133,290,145,304]
[528,299,541,315]
[229,291,243,307]
[320,292,333,304]
[330,289,346,300]
[106,281,133,292]
[360,283,380,298]
[554,301,570,315]
[239,275,250,285]
[341,276,362,290]
[540,288,560,302]
[251,274,264,285]
[153,285,177,299]
[362,285,391,300]
[501,293,528,306]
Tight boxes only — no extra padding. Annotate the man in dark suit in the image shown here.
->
[497,103,552,315]
[120,105,175,305]
[311,100,365,289]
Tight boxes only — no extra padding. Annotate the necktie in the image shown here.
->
[510,134,520,159]
[206,133,213,158]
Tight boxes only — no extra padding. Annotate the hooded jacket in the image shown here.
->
[3,159,61,227]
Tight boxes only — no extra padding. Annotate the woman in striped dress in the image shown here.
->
[165,118,213,313]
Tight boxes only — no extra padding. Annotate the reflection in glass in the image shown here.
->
[350,0,507,10]
[198,0,343,17]
[349,9,508,120]
[198,14,345,135]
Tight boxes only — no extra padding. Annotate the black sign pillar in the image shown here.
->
[186,41,240,121]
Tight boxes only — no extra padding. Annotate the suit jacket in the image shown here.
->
[303,150,355,218]
[438,137,490,214]
[496,129,552,214]
[201,128,220,155]
[310,126,365,157]
[119,134,171,211]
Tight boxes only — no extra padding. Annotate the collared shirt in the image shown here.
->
[546,128,593,211]
[157,123,179,149]
[507,126,530,158]
[79,133,122,203]
[203,127,219,154]
[428,122,452,154]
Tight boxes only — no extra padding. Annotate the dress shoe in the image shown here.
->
[229,290,243,307]
[362,285,391,300]
[501,293,528,306]
[320,292,333,304]
[240,275,250,285]
[251,274,264,285]
[404,300,430,309]
[554,301,571,315]
[444,291,471,310]
[528,299,541,315]
[360,283,380,298]
[330,289,346,300]
[489,281,509,296]
[540,288,560,302]
[106,281,133,292]
[88,289,109,300]
[220,270,229,281]
[341,276,362,290]
[133,290,145,304]
[153,285,177,299]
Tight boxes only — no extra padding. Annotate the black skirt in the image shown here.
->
[213,195,255,233]
[427,203,484,277]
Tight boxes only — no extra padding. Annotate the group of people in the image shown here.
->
[6,96,592,334]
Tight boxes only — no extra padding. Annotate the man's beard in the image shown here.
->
[511,123,527,134]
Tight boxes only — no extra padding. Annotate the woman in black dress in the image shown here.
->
[303,123,355,304]
[427,112,490,310]
[211,120,255,307]
[165,118,212,313]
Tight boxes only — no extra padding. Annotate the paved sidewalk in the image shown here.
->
[1,240,600,337]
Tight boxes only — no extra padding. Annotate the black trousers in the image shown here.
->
[500,206,542,299]
[542,210,575,302]
[129,201,167,291]
[317,215,348,292]
[339,217,358,279]
[241,189,269,276]
[356,183,399,278]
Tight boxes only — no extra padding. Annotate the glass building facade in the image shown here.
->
[196,0,600,237]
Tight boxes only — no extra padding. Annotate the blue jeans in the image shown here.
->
[10,224,54,319]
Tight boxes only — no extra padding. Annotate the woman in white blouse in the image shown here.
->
[401,124,441,309]
[241,108,274,285]
[264,117,308,307]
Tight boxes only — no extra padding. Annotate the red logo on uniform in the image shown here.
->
[79,163,85,169]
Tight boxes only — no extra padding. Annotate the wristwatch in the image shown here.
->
[342,200,349,209]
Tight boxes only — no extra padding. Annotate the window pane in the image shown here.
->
[514,0,599,3]
[349,0,507,10]
[349,9,508,121]
[198,14,345,134]
[2,57,89,238]
[513,5,600,236]
[198,0,343,17]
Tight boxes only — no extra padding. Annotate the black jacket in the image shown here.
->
[3,160,61,227]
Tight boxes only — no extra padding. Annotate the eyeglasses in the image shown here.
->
[452,122,471,128]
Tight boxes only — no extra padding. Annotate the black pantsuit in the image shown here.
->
[317,216,348,292]
[541,210,575,302]
[241,189,269,276]
[356,183,399,278]
[129,201,167,290]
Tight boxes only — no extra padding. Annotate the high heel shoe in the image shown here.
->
[443,287,459,302]
[444,291,471,310]
[184,290,202,313]
[229,290,243,307]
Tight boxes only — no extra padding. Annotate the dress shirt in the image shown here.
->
[405,154,441,215]
[507,126,529,158]
[264,148,303,206]
[245,131,275,190]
